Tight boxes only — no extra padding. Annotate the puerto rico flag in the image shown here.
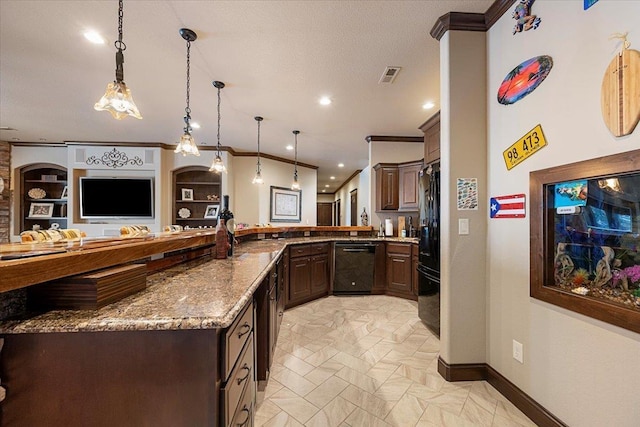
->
[490,194,526,218]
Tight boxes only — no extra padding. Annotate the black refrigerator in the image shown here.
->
[418,162,440,337]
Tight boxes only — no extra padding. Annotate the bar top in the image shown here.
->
[0,236,417,334]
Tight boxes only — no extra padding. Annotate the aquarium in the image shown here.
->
[530,149,640,334]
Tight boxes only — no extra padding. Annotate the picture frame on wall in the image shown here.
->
[29,202,54,218]
[270,186,301,222]
[181,188,194,201]
[60,186,68,199]
[204,204,220,219]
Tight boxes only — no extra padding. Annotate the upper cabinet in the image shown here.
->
[420,111,440,164]
[374,163,399,211]
[398,161,421,211]
[20,163,68,233]
[172,166,221,229]
[374,161,421,212]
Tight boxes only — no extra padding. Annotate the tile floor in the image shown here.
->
[255,295,537,427]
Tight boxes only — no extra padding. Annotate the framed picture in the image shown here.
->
[60,185,68,199]
[270,186,301,222]
[204,204,220,219]
[29,202,54,218]
[181,188,194,201]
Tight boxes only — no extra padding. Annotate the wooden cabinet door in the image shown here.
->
[310,254,329,297]
[268,284,278,358]
[288,256,311,305]
[276,254,286,335]
[412,244,418,297]
[373,242,387,294]
[386,243,413,298]
[375,165,399,211]
[425,119,440,164]
[399,162,421,211]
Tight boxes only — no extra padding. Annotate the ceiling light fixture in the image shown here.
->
[291,130,301,190]
[94,0,142,120]
[330,176,335,180]
[319,96,332,106]
[210,81,227,173]
[422,101,435,110]
[174,28,199,156]
[338,163,344,168]
[252,116,264,184]
[286,145,293,151]
[84,30,105,44]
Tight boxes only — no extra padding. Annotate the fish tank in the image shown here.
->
[530,149,640,333]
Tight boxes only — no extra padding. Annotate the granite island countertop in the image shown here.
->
[0,236,417,334]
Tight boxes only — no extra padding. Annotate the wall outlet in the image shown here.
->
[512,339,524,364]
[458,218,469,235]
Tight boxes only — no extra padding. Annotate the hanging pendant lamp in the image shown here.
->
[94,0,142,120]
[174,28,200,156]
[210,81,227,173]
[291,130,301,190]
[252,116,264,184]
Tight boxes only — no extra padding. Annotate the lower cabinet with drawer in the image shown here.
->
[221,301,255,427]
[286,243,330,309]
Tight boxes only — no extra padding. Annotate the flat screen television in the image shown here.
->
[79,177,154,219]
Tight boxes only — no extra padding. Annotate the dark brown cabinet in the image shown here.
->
[374,164,399,211]
[20,163,68,233]
[412,243,418,297]
[287,243,329,308]
[386,242,416,300]
[172,166,221,229]
[420,111,440,164]
[399,161,421,212]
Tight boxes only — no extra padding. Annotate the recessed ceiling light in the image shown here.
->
[84,30,106,44]
[330,176,335,180]
[325,184,330,188]
[338,163,344,168]
[319,96,332,106]
[422,101,435,110]
[286,145,294,151]
[191,122,201,129]
[322,189,326,193]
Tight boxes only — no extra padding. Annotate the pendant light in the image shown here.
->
[210,81,227,173]
[291,130,301,190]
[174,28,200,156]
[252,116,264,184]
[94,0,142,120]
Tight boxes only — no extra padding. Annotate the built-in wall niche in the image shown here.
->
[19,163,68,234]
[530,149,640,333]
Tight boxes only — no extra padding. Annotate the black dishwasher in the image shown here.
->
[334,242,376,294]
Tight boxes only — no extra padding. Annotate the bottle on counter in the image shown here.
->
[215,219,230,259]
[360,208,369,226]
[219,195,234,256]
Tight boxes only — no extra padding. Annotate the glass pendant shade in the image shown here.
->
[94,81,142,120]
[291,130,301,190]
[252,116,264,184]
[210,80,227,173]
[94,0,141,120]
[174,132,199,156]
[210,154,227,173]
[175,28,199,157]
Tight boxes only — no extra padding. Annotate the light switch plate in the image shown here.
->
[459,218,469,235]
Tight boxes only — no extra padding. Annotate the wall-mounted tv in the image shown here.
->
[79,177,154,219]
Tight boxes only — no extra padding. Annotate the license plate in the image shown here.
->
[503,124,547,170]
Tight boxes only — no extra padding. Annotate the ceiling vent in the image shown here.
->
[379,66,402,84]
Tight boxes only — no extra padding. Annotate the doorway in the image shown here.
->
[350,189,357,226]
[316,203,333,226]
[334,199,341,226]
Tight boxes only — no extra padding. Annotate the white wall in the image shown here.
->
[333,170,367,226]
[232,155,317,226]
[485,1,640,425]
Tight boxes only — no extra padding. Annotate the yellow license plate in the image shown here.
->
[503,124,547,170]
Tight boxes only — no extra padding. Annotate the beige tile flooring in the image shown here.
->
[255,295,537,427]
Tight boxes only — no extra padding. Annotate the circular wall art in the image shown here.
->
[178,208,191,219]
[497,55,553,105]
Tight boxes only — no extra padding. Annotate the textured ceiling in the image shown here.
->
[0,0,493,192]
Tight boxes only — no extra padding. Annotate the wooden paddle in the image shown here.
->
[601,48,640,137]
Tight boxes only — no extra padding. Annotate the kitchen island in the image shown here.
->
[0,229,418,426]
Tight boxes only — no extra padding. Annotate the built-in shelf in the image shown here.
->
[172,166,221,228]
[20,163,68,234]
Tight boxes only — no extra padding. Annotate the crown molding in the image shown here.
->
[430,0,517,41]
[418,111,441,131]
[365,135,423,143]
[334,169,362,194]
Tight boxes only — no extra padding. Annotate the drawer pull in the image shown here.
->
[237,323,251,338]
[236,405,251,426]
[236,364,251,385]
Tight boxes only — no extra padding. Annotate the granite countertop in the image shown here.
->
[0,236,417,334]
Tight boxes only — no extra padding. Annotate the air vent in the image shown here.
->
[378,66,402,84]
[0,127,17,131]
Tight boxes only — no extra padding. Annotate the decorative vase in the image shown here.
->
[360,208,369,226]
[215,219,230,259]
